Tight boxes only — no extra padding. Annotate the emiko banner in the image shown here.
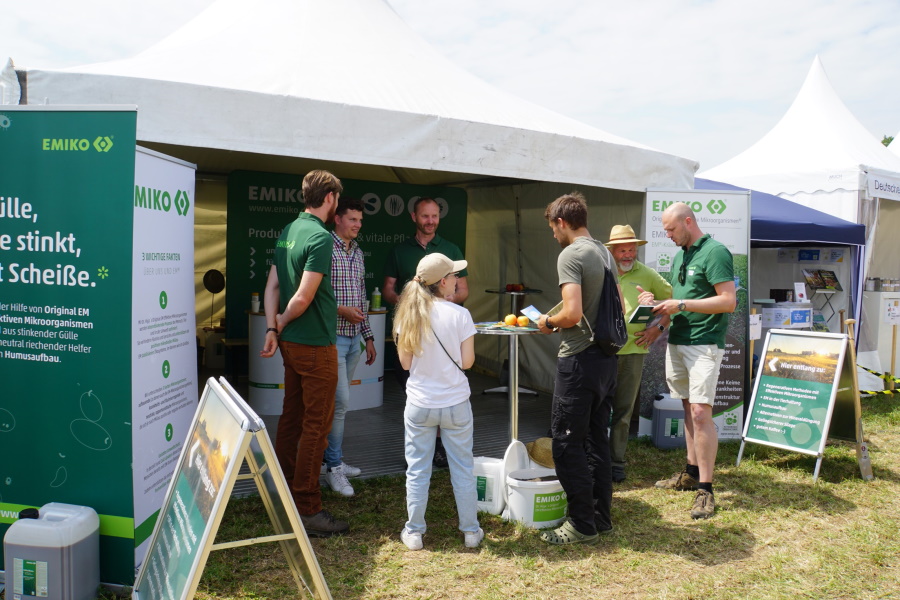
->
[642,188,751,439]
[0,106,196,585]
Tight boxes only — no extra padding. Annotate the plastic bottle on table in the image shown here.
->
[371,287,382,310]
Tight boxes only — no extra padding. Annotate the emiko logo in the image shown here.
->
[41,136,115,152]
[707,198,727,214]
[93,136,114,152]
[174,190,191,216]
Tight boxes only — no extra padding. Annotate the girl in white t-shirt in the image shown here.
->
[393,253,483,550]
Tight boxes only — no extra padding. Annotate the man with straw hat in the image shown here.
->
[605,225,672,483]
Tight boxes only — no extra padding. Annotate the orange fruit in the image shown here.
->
[504,314,518,326]
[517,316,530,327]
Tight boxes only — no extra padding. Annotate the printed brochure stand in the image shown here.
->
[736,326,873,481]
[132,377,332,600]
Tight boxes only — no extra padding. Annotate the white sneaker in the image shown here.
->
[340,462,362,477]
[401,528,423,550]
[464,527,484,548]
[321,462,362,477]
[325,465,354,497]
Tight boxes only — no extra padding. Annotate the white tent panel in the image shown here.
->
[890,129,900,159]
[701,56,900,223]
[22,0,695,192]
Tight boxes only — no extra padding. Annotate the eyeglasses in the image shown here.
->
[445,272,459,280]
[678,261,688,286]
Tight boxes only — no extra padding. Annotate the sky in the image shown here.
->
[3,0,899,170]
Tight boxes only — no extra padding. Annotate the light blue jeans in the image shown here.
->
[324,333,363,468]
[403,401,480,534]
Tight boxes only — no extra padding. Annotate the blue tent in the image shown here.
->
[696,177,864,329]
[695,178,865,246]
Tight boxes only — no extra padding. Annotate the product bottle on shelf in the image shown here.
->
[371,287,382,310]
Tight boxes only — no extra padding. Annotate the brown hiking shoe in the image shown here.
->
[300,510,349,538]
[690,489,715,519]
[654,470,699,491]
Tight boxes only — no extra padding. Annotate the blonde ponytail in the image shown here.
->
[393,279,441,356]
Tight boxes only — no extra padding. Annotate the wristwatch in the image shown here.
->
[657,324,666,332]
[677,300,686,313]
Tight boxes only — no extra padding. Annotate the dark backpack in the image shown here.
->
[588,242,628,356]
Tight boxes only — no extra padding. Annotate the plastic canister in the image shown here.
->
[3,503,100,600]
[371,287,382,310]
[506,467,567,529]
[652,393,686,449]
[473,457,506,514]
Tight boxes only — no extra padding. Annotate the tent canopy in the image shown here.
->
[700,56,900,224]
[695,178,865,247]
[19,0,695,191]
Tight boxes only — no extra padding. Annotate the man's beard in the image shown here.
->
[617,260,634,272]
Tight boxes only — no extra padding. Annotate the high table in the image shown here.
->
[484,288,543,396]
[476,326,540,442]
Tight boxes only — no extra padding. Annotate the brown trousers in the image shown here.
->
[275,340,338,515]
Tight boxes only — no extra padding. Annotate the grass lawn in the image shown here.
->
[182,392,899,599]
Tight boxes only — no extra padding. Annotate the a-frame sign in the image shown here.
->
[132,377,332,599]
[737,328,873,481]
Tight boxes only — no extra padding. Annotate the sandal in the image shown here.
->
[540,519,599,545]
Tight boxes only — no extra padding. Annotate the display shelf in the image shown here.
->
[812,288,837,324]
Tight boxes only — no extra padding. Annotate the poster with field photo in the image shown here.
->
[743,330,847,454]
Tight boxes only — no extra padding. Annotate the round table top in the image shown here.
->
[475,324,541,336]
[485,288,543,296]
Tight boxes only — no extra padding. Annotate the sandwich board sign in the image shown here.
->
[133,377,332,599]
[736,329,873,481]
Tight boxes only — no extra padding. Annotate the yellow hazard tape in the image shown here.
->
[858,364,900,383]
[860,389,900,397]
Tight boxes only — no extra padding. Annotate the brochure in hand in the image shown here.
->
[628,304,657,324]
[521,303,590,330]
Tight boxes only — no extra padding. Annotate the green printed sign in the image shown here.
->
[0,108,197,584]
[643,189,751,439]
[0,107,136,581]
[743,330,848,455]
[225,171,468,339]
[135,381,246,600]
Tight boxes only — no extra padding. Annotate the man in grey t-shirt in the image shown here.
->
[537,191,620,545]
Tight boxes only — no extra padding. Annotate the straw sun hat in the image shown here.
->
[525,437,555,469]
[605,224,647,246]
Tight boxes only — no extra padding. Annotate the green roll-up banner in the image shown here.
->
[0,107,198,585]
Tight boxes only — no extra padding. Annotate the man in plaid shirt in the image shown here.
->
[324,196,377,497]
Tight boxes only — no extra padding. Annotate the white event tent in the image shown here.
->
[7,0,697,391]
[890,131,900,159]
[700,56,900,280]
[702,56,900,389]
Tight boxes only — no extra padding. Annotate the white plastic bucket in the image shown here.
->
[473,456,505,515]
[506,467,567,529]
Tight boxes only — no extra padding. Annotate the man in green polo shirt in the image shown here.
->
[605,224,672,483]
[261,169,349,537]
[638,202,735,520]
[382,196,468,468]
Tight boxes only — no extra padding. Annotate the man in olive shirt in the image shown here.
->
[536,191,619,545]
[638,202,735,520]
[605,225,672,483]
[261,169,349,537]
